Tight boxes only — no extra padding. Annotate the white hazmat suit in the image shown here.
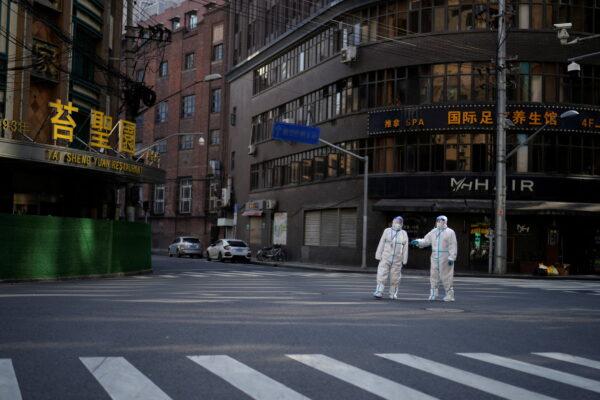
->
[411,216,457,301]
[373,216,409,300]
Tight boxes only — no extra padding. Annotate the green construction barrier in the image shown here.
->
[0,213,151,280]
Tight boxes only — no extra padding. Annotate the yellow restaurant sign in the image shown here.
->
[48,99,138,158]
[44,149,143,175]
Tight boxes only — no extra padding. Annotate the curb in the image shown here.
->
[0,269,153,284]
[252,260,600,281]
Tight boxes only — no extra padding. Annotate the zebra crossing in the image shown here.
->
[151,268,600,297]
[3,352,599,399]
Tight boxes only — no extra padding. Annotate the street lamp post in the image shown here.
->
[493,110,579,274]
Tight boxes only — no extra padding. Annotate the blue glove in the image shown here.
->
[410,240,419,247]
[448,260,454,267]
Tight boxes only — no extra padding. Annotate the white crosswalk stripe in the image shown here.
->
[4,352,600,398]
[80,357,172,400]
[287,354,438,400]
[533,353,600,370]
[188,355,309,400]
[377,353,556,400]
[0,359,22,400]
[459,353,600,394]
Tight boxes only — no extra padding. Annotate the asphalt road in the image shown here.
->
[1,255,600,400]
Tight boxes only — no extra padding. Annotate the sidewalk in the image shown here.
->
[252,259,600,281]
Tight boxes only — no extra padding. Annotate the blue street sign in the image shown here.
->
[272,122,320,145]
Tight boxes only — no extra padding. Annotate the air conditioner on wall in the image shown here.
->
[248,144,256,156]
[340,45,357,63]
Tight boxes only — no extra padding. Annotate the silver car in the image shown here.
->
[206,239,251,262]
[168,236,203,258]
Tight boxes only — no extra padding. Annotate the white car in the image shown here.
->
[206,239,251,262]
[168,236,203,258]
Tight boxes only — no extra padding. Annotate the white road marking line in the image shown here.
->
[533,353,600,370]
[188,355,309,400]
[377,354,556,400]
[459,353,600,393]
[0,359,22,400]
[287,354,437,400]
[80,357,172,400]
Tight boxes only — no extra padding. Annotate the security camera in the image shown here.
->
[554,23,572,44]
[568,61,581,78]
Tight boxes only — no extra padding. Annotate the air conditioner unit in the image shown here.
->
[215,199,223,208]
[340,45,357,63]
[209,196,219,211]
[221,188,230,206]
[248,144,256,155]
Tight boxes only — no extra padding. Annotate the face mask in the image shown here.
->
[436,221,445,229]
[392,222,403,231]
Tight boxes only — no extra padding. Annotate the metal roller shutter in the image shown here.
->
[339,208,357,247]
[320,209,339,246]
[304,211,320,246]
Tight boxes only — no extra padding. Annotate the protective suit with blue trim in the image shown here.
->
[373,216,409,300]
[411,215,457,301]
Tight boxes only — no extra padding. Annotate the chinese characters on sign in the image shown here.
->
[90,109,113,150]
[48,99,138,159]
[49,99,78,142]
[447,110,493,126]
[118,120,136,156]
[368,104,591,134]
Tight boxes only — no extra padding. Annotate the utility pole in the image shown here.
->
[125,0,135,121]
[494,0,508,274]
[125,0,136,221]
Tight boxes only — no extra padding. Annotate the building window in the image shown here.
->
[156,101,168,123]
[231,151,235,170]
[181,95,195,118]
[135,69,144,82]
[155,140,167,153]
[171,17,180,31]
[153,184,165,214]
[211,88,221,113]
[159,61,168,77]
[303,208,357,247]
[178,178,192,214]
[210,129,221,145]
[184,52,195,70]
[179,134,194,150]
[212,23,224,61]
[213,44,224,61]
[186,11,198,29]
[209,159,221,176]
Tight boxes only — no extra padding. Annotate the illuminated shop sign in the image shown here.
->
[450,177,534,193]
[44,149,143,175]
[48,99,140,159]
[368,104,599,134]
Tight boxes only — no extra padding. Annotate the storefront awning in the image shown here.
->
[0,138,165,183]
[373,199,600,215]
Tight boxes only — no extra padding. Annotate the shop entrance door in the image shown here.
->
[468,222,491,271]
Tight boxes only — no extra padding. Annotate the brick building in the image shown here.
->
[134,1,229,251]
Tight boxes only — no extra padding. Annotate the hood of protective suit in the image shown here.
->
[436,215,448,230]
[392,216,404,231]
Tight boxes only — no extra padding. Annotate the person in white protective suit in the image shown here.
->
[373,216,409,300]
[410,215,457,302]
